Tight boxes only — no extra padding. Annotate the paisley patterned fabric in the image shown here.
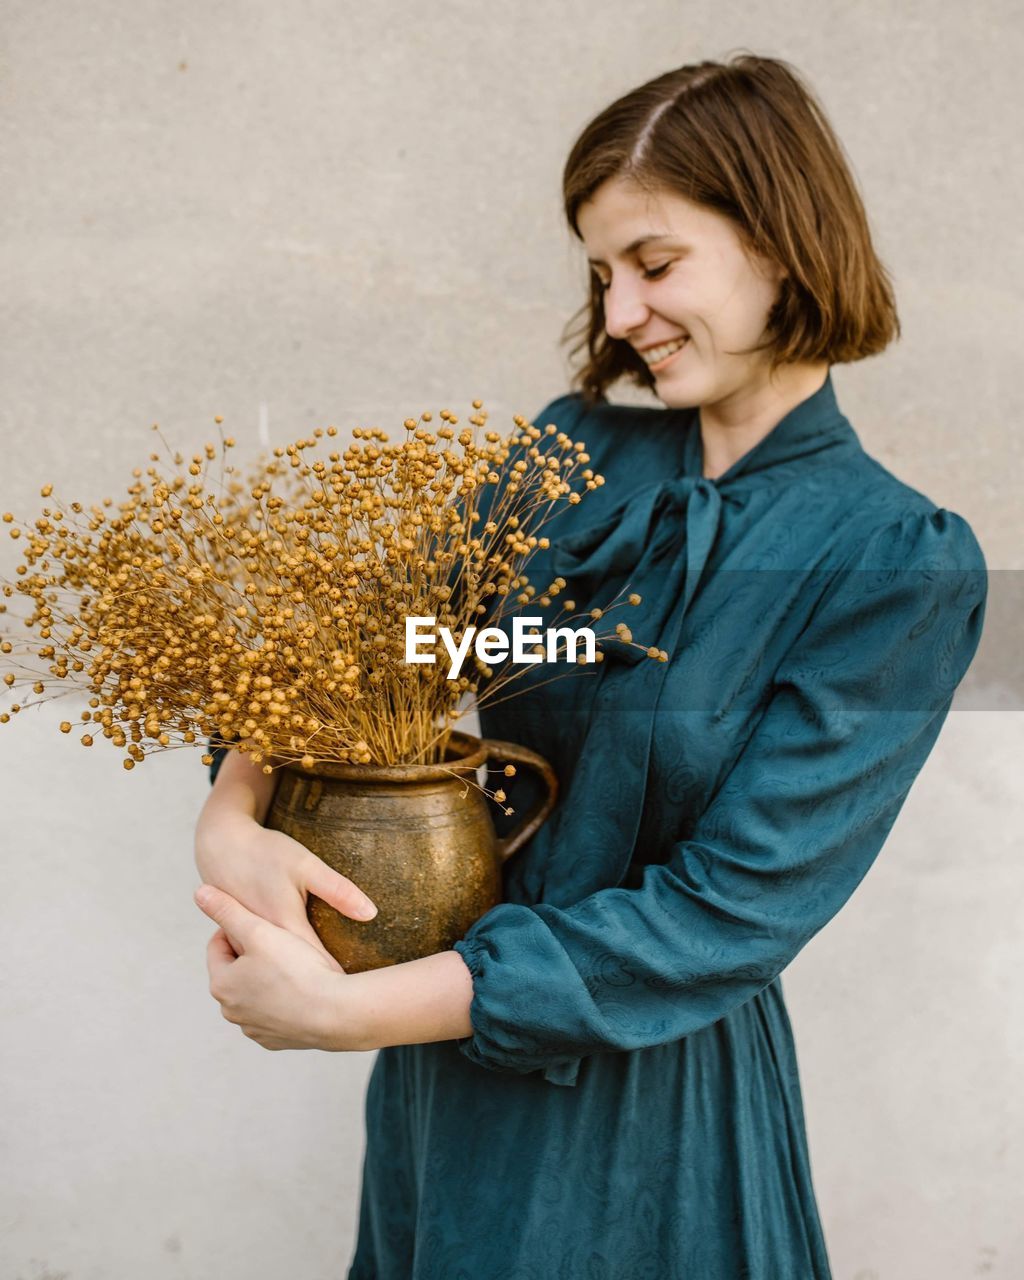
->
[207,374,988,1278]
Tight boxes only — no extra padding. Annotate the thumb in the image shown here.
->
[194,884,263,955]
[303,859,379,922]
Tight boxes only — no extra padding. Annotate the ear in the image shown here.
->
[764,256,788,286]
[744,241,788,289]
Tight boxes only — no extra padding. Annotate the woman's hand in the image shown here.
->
[194,748,377,966]
[194,884,370,1051]
[193,751,474,1055]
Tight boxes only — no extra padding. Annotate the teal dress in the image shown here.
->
[208,375,987,1279]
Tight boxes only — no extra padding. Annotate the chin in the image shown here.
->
[653,371,706,411]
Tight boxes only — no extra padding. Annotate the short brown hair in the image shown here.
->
[560,54,900,404]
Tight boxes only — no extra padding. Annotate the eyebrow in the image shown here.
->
[586,235,678,267]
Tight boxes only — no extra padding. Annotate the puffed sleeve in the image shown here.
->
[451,507,988,1082]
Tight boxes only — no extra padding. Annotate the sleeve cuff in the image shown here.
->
[452,926,584,1087]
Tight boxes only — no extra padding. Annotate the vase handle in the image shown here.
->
[482,737,559,863]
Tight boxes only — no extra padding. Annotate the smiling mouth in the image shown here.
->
[640,335,689,368]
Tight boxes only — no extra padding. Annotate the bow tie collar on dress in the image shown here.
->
[549,372,859,666]
[550,474,721,664]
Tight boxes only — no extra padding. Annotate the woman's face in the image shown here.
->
[577,177,787,411]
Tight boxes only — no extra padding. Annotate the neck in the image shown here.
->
[698,362,830,480]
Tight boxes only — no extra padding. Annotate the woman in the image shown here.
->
[194,55,987,1278]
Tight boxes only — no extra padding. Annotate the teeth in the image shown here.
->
[640,336,688,365]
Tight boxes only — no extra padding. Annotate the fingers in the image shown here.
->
[290,916,347,973]
[302,859,378,923]
[207,926,237,964]
[194,883,266,954]
[206,926,237,998]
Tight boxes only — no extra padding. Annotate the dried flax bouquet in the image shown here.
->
[0,400,662,793]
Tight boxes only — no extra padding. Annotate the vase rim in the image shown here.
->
[286,729,487,783]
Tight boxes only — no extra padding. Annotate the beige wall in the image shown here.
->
[1,3,1021,1277]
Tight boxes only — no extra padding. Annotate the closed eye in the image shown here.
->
[592,263,671,292]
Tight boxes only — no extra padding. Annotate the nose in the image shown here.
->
[601,275,650,343]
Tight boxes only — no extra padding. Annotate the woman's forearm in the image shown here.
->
[200,747,281,828]
[343,949,475,1050]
